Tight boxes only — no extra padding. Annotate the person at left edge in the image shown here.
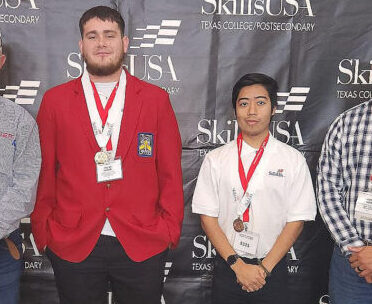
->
[0,31,41,304]
[31,6,183,304]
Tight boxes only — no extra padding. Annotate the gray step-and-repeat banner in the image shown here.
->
[1,0,372,303]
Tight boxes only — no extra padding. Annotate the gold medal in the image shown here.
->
[233,218,245,232]
[94,150,109,165]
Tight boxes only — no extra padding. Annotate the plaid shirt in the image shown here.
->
[317,100,372,256]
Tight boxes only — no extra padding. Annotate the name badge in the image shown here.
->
[234,228,259,256]
[355,191,372,222]
[96,158,123,183]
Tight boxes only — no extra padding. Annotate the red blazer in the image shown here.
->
[31,70,184,262]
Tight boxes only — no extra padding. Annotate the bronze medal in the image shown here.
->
[233,218,244,232]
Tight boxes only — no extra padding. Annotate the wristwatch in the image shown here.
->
[226,254,240,266]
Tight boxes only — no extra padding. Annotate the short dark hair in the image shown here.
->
[79,6,125,37]
[232,73,278,110]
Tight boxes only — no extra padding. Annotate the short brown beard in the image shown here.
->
[84,52,124,77]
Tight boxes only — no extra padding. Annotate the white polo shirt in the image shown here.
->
[192,135,316,258]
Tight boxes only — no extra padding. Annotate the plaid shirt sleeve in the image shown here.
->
[317,116,364,256]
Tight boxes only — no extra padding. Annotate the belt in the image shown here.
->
[1,238,21,260]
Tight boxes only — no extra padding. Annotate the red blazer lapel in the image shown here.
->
[116,70,142,160]
[71,78,99,152]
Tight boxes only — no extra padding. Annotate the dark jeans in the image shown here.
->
[212,255,288,304]
[329,245,372,304]
[47,235,168,304]
[0,229,23,304]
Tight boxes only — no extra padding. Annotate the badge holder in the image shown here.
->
[355,191,372,222]
[96,156,123,183]
[233,224,260,256]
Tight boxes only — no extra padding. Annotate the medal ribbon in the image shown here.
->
[237,132,269,222]
[90,81,118,151]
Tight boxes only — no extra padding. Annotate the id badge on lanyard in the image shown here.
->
[233,133,268,227]
[355,192,372,222]
[88,77,124,183]
[96,158,123,183]
[233,226,260,256]
[232,133,269,256]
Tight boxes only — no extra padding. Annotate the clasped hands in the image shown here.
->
[231,259,267,293]
[348,246,372,283]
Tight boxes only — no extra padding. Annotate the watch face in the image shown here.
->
[227,254,238,266]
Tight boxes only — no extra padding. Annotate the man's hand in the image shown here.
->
[364,273,372,284]
[231,259,266,292]
[349,246,372,278]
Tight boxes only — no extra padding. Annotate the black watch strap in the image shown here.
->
[226,254,240,266]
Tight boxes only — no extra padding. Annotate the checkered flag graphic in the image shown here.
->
[160,262,173,304]
[130,20,181,49]
[163,261,172,283]
[0,80,40,105]
[275,87,310,114]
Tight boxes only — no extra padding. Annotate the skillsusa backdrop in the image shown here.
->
[1,1,371,303]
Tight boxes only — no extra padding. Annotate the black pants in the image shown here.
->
[212,255,288,304]
[47,235,168,304]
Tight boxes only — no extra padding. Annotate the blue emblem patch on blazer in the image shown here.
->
[138,133,154,157]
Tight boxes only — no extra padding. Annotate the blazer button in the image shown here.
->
[106,183,111,189]
[105,207,110,212]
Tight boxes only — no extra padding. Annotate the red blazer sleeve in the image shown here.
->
[156,93,184,248]
[31,92,57,250]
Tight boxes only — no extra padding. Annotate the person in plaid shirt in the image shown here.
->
[318,100,372,303]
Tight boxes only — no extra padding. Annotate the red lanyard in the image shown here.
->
[237,132,269,222]
[91,81,118,151]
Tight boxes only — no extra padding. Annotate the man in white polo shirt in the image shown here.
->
[192,73,316,304]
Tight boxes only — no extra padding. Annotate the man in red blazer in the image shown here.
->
[31,6,184,304]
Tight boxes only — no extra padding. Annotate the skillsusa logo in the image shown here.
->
[271,86,310,146]
[336,58,372,100]
[0,80,40,104]
[126,18,182,96]
[196,86,309,154]
[268,168,285,177]
[130,20,181,49]
[67,18,181,96]
[275,87,310,114]
[0,0,39,9]
[201,0,314,16]
[0,0,41,25]
[200,0,315,32]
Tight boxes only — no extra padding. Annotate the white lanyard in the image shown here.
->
[81,68,126,152]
